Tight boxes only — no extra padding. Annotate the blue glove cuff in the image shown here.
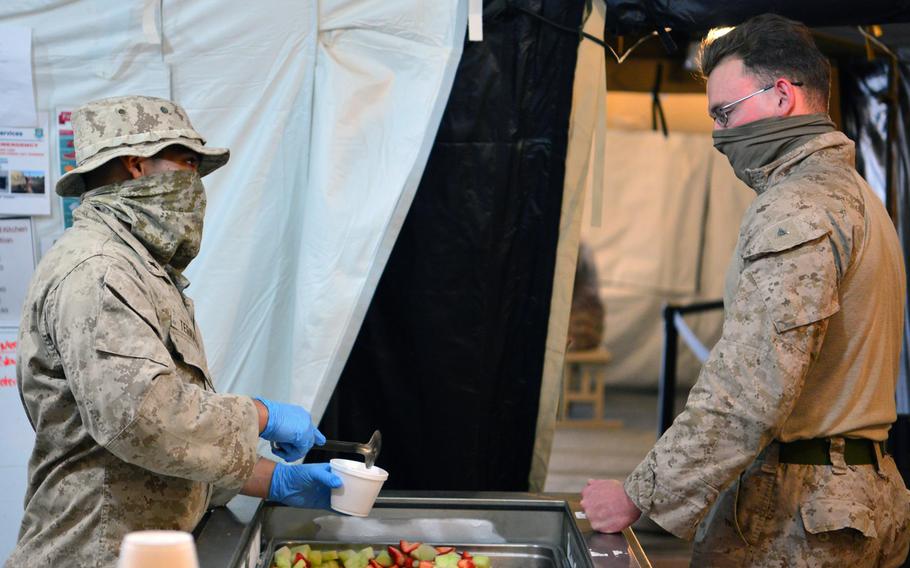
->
[254,397,277,439]
[268,461,288,502]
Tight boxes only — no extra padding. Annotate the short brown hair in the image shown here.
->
[698,14,831,110]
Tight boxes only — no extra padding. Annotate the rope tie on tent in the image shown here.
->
[651,62,668,137]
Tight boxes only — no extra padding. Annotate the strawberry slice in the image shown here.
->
[294,552,306,564]
[435,546,455,555]
[418,562,434,568]
[457,559,475,568]
[388,545,408,567]
[368,560,382,568]
[399,540,420,554]
[461,551,473,559]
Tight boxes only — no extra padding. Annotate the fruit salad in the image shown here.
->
[270,540,492,568]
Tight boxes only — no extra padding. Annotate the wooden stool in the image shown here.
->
[558,348,621,428]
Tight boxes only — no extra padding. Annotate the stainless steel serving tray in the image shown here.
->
[193,492,645,568]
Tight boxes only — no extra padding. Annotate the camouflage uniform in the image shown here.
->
[8,98,258,568]
[625,131,910,566]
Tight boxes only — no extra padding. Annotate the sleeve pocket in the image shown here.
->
[800,499,877,539]
[743,220,840,334]
[94,267,171,367]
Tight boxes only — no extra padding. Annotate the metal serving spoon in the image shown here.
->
[321,430,382,469]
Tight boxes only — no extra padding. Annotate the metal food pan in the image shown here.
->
[263,540,560,568]
[256,495,594,568]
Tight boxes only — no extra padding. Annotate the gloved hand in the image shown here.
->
[255,397,326,462]
[268,462,343,509]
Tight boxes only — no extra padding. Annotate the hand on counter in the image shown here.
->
[268,462,343,509]
[254,397,326,461]
[580,479,641,533]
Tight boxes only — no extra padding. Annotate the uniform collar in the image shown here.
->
[75,203,192,290]
[745,131,856,194]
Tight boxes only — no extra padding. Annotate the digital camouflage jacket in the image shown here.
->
[625,131,906,541]
[9,178,259,567]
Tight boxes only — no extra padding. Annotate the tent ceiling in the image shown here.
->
[604,1,910,36]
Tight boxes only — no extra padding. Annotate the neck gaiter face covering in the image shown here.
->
[81,170,206,271]
[712,113,836,187]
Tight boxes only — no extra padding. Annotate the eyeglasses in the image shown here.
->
[710,81,804,127]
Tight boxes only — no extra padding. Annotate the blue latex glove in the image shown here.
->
[255,397,326,462]
[268,462,343,509]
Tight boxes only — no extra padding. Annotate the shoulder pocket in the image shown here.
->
[800,498,877,539]
[743,220,840,333]
[94,267,171,367]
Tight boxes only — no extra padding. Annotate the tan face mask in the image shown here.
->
[81,170,206,270]
[712,113,836,187]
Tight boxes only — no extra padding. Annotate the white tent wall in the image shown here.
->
[0,0,465,559]
[582,95,754,389]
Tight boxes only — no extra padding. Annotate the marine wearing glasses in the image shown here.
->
[710,81,804,127]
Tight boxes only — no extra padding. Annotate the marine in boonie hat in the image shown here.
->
[55,95,229,197]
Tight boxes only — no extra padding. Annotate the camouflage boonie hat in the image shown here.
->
[55,95,230,196]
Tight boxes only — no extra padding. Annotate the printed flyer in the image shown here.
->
[0,112,50,216]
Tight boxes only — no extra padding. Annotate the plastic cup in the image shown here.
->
[330,458,389,517]
[117,530,199,568]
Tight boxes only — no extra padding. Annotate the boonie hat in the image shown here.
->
[55,95,229,197]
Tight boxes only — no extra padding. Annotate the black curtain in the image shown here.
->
[839,50,910,489]
[315,0,585,491]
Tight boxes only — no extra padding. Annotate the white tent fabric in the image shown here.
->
[1,0,465,415]
[530,0,607,492]
[0,0,465,557]
[582,130,755,387]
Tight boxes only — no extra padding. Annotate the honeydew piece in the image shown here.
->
[359,546,376,559]
[411,544,437,561]
[342,553,367,568]
[374,550,393,567]
[289,544,311,560]
[473,555,491,568]
[435,552,460,568]
[274,546,292,568]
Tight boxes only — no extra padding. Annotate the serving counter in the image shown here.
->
[193,492,651,568]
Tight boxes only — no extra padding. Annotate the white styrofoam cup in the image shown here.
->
[117,530,199,568]
[330,458,389,517]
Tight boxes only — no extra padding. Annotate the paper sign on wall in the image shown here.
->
[0,326,35,557]
[0,326,34,458]
[0,218,36,327]
[0,328,32,453]
[0,113,51,216]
